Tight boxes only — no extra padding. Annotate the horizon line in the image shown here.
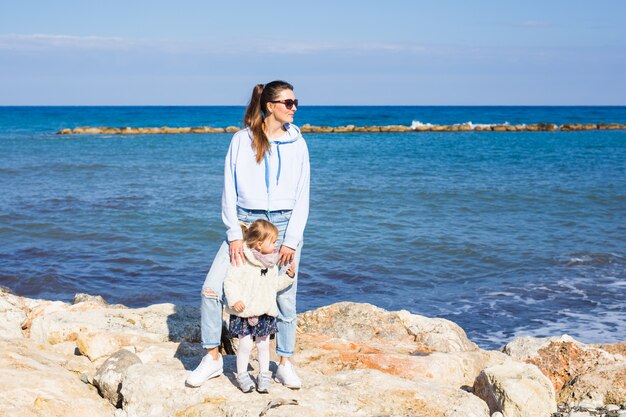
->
[1,104,626,107]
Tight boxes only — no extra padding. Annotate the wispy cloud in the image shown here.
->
[0,33,443,56]
[511,20,551,28]
[259,41,434,55]
[0,33,139,50]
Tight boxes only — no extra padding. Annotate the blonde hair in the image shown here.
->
[240,219,278,249]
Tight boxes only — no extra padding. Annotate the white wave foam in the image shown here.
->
[508,310,626,344]
[476,309,626,348]
[410,120,523,130]
[485,291,516,297]
[410,120,434,129]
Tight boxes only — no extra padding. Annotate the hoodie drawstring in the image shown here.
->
[275,142,283,185]
[264,153,270,217]
[253,124,299,217]
[264,141,286,216]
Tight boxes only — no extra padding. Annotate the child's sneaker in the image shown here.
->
[185,353,223,387]
[275,361,301,389]
[256,371,272,393]
[236,372,255,393]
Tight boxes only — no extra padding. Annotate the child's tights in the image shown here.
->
[237,334,269,375]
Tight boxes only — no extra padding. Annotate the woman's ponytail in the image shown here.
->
[243,84,270,164]
[243,80,294,164]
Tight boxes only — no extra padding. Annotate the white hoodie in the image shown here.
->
[222,124,310,249]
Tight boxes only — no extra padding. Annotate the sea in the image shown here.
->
[1,106,625,349]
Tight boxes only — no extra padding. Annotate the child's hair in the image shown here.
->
[240,219,278,248]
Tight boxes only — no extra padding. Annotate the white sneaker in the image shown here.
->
[274,361,301,389]
[236,372,255,393]
[186,353,223,387]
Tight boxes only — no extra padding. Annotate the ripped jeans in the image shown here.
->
[200,207,302,357]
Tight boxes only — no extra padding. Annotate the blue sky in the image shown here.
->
[1,1,625,105]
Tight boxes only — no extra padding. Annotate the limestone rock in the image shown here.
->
[121,360,490,417]
[297,302,477,353]
[94,349,143,407]
[474,361,557,417]
[332,125,355,133]
[557,361,626,407]
[598,123,621,130]
[288,303,493,389]
[76,331,161,362]
[28,301,201,347]
[312,126,334,133]
[561,123,583,131]
[397,309,479,352]
[72,293,109,306]
[0,288,29,338]
[295,332,508,387]
[299,123,312,133]
[380,125,411,132]
[501,335,623,392]
[0,338,115,417]
[536,123,558,131]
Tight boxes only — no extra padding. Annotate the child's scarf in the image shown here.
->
[250,248,278,269]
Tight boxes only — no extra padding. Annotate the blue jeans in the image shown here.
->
[200,207,302,357]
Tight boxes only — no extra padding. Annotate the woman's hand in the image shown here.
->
[278,245,296,268]
[286,263,296,278]
[233,301,245,313]
[229,240,244,266]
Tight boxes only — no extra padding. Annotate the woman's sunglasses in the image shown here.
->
[269,99,299,110]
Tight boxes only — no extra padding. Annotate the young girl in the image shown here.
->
[223,219,295,393]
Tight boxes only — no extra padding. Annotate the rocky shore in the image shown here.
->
[55,122,626,135]
[1,287,624,417]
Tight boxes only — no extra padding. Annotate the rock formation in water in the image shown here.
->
[55,123,626,135]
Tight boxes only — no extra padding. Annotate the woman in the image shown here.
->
[186,81,310,389]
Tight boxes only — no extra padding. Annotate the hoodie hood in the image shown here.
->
[246,123,302,144]
[276,123,302,144]
[246,123,303,190]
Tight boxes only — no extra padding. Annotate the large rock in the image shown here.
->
[121,360,490,417]
[0,288,29,338]
[294,332,508,387]
[11,291,625,416]
[27,301,200,348]
[501,335,623,393]
[473,361,556,417]
[297,302,478,353]
[76,331,162,362]
[0,338,115,417]
[557,362,626,407]
[289,303,496,389]
[94,349,142,407]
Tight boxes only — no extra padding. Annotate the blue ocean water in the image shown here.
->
[1,106,625,349]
